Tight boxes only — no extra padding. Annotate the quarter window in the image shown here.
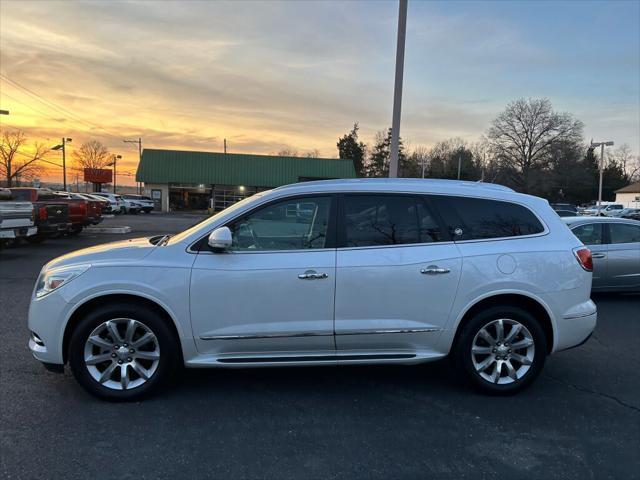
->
[608,223,640,244]
[342,195,443,247]
[572,224,604,245]
[227,196,332,251]
[431,196,544,240]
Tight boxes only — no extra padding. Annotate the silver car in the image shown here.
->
[563,217,640,292]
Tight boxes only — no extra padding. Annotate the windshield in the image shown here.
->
[167,193,267,245]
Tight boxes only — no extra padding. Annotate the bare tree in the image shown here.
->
[0,130,49,187]
[487,98,583,193]
[72,140,111,171]
[611,144,633,174]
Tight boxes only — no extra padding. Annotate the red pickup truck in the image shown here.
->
[9,188,72,240]
[53,192,103,234]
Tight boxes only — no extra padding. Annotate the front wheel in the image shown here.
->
[454,306,547,395]
[68,303,178,401]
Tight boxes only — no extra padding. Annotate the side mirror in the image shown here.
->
[208,226,232,251]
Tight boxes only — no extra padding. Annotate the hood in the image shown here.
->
[46,237,156,270]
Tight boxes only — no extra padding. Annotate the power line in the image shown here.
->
[0,74,123,141]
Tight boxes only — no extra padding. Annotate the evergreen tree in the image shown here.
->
[336,123,366,177]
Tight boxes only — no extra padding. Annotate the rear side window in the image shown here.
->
[430,196,544,241]
[609,223,640,244]
[342,195,443,247]
[572,224,604,245]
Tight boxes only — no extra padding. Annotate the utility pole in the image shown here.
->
[224,138,227,154]
[457,153,462,180]
[590,140,614,215]
[389,0,408,178]
[124,137,142,194]
[51,138,72,191]
[109,154,122,193]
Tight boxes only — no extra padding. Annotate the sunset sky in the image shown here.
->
[1,0,639,185]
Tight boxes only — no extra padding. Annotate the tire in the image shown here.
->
[453,305,547,395]
[68,303,179,401]
[68,225,83,236]
[26,233,47,244]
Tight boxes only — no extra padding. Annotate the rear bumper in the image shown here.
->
[555,309,597,352]
[0,226,37,239]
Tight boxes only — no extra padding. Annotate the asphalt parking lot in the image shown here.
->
[1,213,639,480]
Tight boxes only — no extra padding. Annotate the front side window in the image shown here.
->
[227,196,332,251]
[609,223,640,244]
[572,223,604,245]
[342,195,443,247]
[431,196,545,240]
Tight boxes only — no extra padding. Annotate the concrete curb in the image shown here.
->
[84,226,132,234]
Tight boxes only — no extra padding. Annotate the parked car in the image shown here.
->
[28,179,596,401]
[612,208,640,219]
[621,209,640,221]
[0,188,37,246]
[582,203,624,216]
[550,203,577,213]
[93,192,126,214]
[122,194,154,213]
[80,193,112,214]
[122,197,142,214]
[563,216,640,292]
[56,193,103,226]
[554,209,578,217]
[9,188,72,242]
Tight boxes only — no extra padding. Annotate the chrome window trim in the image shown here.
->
[187,190,550,253]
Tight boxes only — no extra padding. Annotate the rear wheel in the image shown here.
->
[454,306,547,395]
[68,303,178,401]
[68,225,83,236]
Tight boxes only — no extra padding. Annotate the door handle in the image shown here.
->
[591,253,606,259]
[420,266,451,275]
[298,270,328,280]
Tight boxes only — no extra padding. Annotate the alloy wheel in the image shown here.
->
[83,318,160,391]
[471,318,535,385]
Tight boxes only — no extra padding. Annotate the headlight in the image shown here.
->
[35,264,90,298]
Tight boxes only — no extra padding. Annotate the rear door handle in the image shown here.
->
[591,253,606,259]
[298,270,328,280]
[420,266,451,275]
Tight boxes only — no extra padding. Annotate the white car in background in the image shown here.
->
[27,179,596,401]
[93,193,126,214]
[582,203,624,216]
[122,194,154,214]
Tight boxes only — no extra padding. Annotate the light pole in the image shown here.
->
[389,0,408,178]
[591,140,614,215]
[108,155,122,193]
[124,138,142,193]
[51,137,72,191]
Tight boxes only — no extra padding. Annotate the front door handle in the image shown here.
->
[420,266,451,275]
[298,270,329,280]
[591,253,606,259]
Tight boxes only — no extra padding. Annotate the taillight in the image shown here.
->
[573,247,593,272]
[39,206,48,220]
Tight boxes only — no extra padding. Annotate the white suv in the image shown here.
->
[28,179,596,400]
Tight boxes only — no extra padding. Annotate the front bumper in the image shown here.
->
[28,289,73,365]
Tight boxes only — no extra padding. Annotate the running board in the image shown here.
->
[217,353,416,364]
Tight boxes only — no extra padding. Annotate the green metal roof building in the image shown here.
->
[136,148,357,212]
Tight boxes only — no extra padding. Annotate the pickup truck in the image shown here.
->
[0,188,37,247]
[67,193,103,225]
[9,188,72,242]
